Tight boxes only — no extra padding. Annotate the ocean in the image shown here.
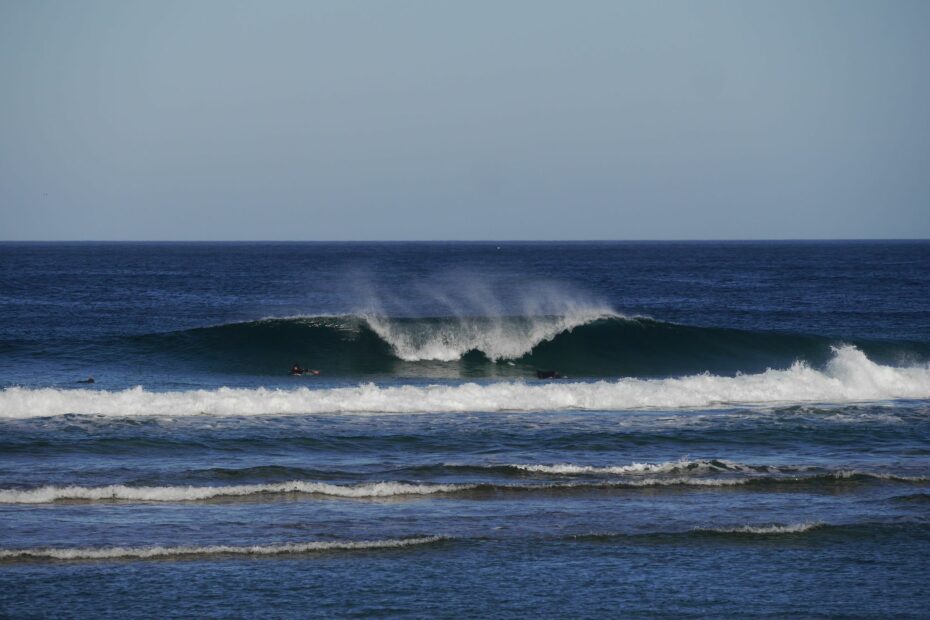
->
[1,241,928,618]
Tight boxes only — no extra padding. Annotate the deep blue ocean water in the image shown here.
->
[1,241,929,618]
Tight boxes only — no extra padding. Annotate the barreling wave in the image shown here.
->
[0,536,445,562]
[2,346,929,418]
[134,312,621,377]
[128,312,929,378]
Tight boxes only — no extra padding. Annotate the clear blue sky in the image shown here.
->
[1,0,928,240]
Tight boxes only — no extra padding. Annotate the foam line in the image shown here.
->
[0,481,471,504]
[1,346,928,418]
[0,536,444,561]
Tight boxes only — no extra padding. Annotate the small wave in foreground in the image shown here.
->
[0,536,444,561]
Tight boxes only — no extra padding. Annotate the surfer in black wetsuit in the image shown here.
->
[536,370,561,379]
[290,363,320,376]
[77,376,95,384]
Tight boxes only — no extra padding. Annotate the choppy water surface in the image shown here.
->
[1,242,929,618]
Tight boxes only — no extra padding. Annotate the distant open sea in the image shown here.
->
[1,241,929,618]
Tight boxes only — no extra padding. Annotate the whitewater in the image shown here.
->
[3,346,928,418]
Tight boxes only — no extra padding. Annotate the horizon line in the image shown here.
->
[1,238,928,244]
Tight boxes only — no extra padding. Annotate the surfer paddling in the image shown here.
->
[290,362,320,376]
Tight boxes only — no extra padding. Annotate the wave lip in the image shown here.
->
[2,346,929,418]
[362,310,620,361]
[0,536,445,561]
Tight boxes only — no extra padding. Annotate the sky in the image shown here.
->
[1,0,928,240]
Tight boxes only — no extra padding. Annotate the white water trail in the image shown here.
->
[1,347,928,419]
[0,481,472,504]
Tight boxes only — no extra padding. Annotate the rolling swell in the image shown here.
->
[131,314,929,378]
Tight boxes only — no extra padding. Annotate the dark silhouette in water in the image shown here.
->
[290,362,319,376]
[536,370,561,379]
[77,376,95,384]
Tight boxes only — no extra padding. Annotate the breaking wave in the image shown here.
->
[2,346,929,418]
[126,312,929,378]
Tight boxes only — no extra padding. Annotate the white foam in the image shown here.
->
[0,536,443,561]
[0,481,471,504]
[707,522,822,534]
[618,477,750,488]
[510,458,753,475]
[1,347,928,419]
[363,310,618,361]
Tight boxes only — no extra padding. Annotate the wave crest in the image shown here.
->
[363,310,618,361]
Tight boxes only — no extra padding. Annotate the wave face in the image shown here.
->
[2,346,929,418]
[128,313,929,378]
